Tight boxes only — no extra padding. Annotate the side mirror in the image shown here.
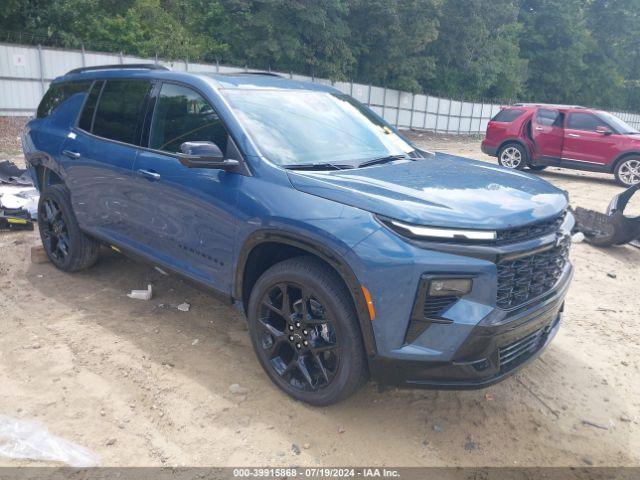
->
[595,126,613,136]
[178,141,239,170]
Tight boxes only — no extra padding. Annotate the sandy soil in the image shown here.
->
[0,131,638,468]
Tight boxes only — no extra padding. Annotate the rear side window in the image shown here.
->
[78,81,104,132]
[492,109,524,123]
[92,80,152,144]
[536,108,562,127]
[567,112,606,132]
[37,81,92,119]
[149,83,228,154]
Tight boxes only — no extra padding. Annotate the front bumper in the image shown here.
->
[369,265,571,389]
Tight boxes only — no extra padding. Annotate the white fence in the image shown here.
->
[2,42,640,133]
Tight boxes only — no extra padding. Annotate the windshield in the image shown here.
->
[598,112,640,134]
[222,89,415,166]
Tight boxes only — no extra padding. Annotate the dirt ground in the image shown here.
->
[0,126,638,468]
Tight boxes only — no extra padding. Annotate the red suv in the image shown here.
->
[481,104,640,187]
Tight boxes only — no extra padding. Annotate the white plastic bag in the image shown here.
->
[0,415,99,467]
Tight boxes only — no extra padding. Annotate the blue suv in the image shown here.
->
[23,65,574,405]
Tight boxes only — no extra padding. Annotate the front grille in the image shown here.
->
[496,243,569,309]
[423,295,458,318]
[499,327,545,370]
[496,212,565,244]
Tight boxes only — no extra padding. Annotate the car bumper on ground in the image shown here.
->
[369,267,571,389]
[481,142,498,157]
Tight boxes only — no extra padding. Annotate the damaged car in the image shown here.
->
[23,65,574,405]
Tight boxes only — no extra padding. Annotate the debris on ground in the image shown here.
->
[191,338,199,346]
[0,415,99,467]
[0,161,38,219]
[582,419,614,430]
[464,436,478,451]
[177,302,190,312]
[433,424,444,433]
[229,384,249,395]
[607,272,617,279]
[337,426,346,434]
[484,393,495,401]
[571,231,585,243]
[126,284,153,301]
[291,443,301,455]
[0,160,31,185]
[573,184,640,247]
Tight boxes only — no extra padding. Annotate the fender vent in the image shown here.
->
[405,285,459,345]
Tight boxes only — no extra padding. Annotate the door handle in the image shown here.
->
[567,133,580,138]
[137,169,161,181]
[62,149,81,159]
[535,126,544,131]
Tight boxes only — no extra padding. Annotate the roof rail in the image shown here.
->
[229,71,283,78]
[66,64,170,75]
[513,102,586,109]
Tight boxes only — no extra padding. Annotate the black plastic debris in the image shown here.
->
[0,160,32,185]
[0,208,34,231]
[574,185,640,247]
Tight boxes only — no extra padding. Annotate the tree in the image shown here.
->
[348,0,440,92]
[427,0,525,101]
[518,0,592,103]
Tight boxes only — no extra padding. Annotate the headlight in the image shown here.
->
[378,215,497,242]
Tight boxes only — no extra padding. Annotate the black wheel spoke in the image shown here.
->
[296,357,314,388]
[310,339,337,354]
[256,280,340,393]
[311,352,330,384]
[261,299,283,317]
[279,284,291,317]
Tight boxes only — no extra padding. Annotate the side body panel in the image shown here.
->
[531,108,563,163]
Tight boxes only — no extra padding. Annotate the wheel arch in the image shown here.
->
[24,151,66,191]
[497,138,531,159]
[235,230,377,357]
[612,151,640,174]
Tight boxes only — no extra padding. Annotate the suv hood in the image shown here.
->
[286,153,568,230]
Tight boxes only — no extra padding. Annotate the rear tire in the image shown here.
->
[247,256,368,405]
[498,143,527,170]
[614,157,640,187]
[37,184,100,272]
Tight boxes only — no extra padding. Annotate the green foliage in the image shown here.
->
[2,0,640,110]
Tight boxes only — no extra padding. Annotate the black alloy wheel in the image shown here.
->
[247,256,367,405]
[256,281,339,392]
[40,197,71,262]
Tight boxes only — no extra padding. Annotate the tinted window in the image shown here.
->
[567,112,606,132]
[78,81,104,132]
[149,83,228,154]
[492,109,524,123]
[37,81,92,119]
[92,80,151,144]
[536,108,562,127]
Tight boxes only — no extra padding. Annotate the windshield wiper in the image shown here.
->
[284,163,354,171]
[357,154,410,168]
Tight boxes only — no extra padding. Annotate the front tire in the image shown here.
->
[247,256,368,405]
[498,143,527,170]
[37,184,100,272]
[614,157,640,187]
